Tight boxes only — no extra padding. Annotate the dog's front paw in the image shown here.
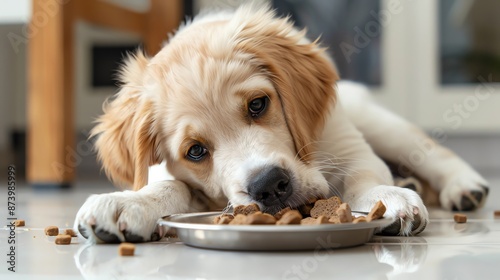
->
[348,185,429,236]
[74,191,162,243]
[439,174,489,211]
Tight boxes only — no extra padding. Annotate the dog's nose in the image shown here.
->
[247,167,293,206]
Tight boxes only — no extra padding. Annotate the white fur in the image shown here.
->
[337,81,488,211]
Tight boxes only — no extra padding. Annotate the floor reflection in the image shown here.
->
[370,237,428,278]
[74,241,394,279]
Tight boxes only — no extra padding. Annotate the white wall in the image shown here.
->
[0,0,30,24]
[195,0,269,13]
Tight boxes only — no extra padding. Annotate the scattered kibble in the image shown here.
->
[64,229,77,237]
[55,234,72,245]
[454,214,467,223]
[119,242,136,256]
[494,210,500,218]
[44,226,59,236]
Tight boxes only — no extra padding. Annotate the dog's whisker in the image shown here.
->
[221,201,234,214]
[326,182,343,199]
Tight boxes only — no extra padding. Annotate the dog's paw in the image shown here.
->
[74,191,162,243]
[439,174,489,211]
[348,185,429,236]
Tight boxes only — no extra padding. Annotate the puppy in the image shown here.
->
[75,5,489,243]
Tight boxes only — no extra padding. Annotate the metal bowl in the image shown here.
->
[158,212,394,251]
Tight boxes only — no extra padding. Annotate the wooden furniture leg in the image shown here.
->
[144,0,183,56]
[27,0,182,188]
[28,0,76,188]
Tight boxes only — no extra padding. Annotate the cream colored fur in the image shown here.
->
[75,5,488,242]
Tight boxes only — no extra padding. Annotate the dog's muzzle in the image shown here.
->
[247,166,293,206]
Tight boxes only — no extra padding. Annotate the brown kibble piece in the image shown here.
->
[300,217,315,225]
[454,214,467,223]
[328,216,340,224]
[246,212,277,225]
[214,214,234,224]
[229,214,248,225]
[233,205,245,215]
[234,204,260,215]
[274,207,291,220]
[301,216,329,225]
[276,210,302,225]
[310,196,343,218]
[494,210,500,218]
[353,216,367,224]
[217,216,234,225]
[64,229,77,237]
[367,201,386,221]
[119,242,135,256]
[336,203,353,223]
[14,220,25,227]
[45,226,59,236]
[55,234,71,245]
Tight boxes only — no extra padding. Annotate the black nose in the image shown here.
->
[247,167,293,206]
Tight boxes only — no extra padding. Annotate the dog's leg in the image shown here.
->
[337,150,429,236]
[74,180,207,243]
[320,103,429,236]
[338,81,489,211]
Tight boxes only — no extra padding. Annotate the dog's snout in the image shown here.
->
[247,167,293,206]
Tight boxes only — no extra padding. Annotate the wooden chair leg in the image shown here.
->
[27,0,76,188]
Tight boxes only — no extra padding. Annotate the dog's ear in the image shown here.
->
[236,10,339,162]
[91,51,162,190]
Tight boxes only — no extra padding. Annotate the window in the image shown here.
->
[440,0,500,84]
[273,0,382,85]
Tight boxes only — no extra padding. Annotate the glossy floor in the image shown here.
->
[1,178,499,280]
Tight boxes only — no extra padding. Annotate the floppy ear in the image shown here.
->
[235,10,339,162]
[91,51,162,190]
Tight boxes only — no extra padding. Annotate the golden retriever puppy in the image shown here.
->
[75,5,489,243]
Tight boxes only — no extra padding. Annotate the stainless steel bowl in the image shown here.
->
[158,212,394,251]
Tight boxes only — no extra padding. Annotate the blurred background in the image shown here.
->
[0,0,498,187]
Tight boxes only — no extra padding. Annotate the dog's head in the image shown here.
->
[92,6,339,211]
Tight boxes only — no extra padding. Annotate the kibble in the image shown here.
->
[45,226,59,236]
[64,229,77,237]
[55,234,71,245]
[367,201,386,222]
[119,242,136,256]
[494,210,500,218]
[216,197,387,226]
[454,214,467,223]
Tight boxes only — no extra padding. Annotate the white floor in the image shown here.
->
[1,177,499,280]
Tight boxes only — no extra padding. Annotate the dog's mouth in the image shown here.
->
[258,194,324,215]
[237,165,330,214]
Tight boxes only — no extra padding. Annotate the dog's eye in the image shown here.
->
[187,144,207,161]
[248,97,268,118]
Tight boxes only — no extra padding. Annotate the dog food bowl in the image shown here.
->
[158,212,394,251]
